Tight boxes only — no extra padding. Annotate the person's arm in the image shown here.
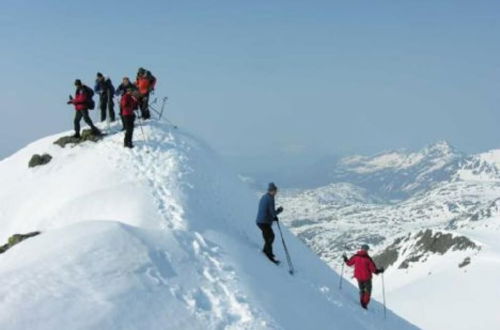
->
[369,257,383,274]
[94,81,101,93]
[268,195,277,219]
[345,255,356,266]
[109,81,115,95]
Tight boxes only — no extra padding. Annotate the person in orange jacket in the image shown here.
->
[135,67,156,119]
[343,244,384,309]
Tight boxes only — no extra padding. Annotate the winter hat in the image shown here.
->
[96,72,103,78]
[74,79,82,86]
[268,182,278,192]
[361,244,370,251]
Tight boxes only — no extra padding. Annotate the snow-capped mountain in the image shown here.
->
[0,121,416,330]
[329,141,465,200]
[279,142,500,330]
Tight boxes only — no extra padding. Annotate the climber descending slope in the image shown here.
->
[256,182,284,264]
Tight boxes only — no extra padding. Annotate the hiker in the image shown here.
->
[115,77,137,96]
[67,79,101,138]
[120,87,138,148]
[135,67,156,119]
[343,245,384,309]
[94,72,116,122]
[256,182,284,264]
[115,77,137,130]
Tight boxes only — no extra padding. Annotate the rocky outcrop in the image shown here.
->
[53,129,103,148]
[0,232,41,254]
[374,229,480,270]
[28,153,52,168]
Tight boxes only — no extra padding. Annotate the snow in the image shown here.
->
[379,219,500,330]
[0,121,416,330]
[341,152,425,174]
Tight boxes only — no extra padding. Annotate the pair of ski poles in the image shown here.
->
[338,249,387,320]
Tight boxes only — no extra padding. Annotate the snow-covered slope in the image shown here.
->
[280,143,500,330]
[0,122,416,330]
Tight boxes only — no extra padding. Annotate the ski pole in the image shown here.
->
[382,272,387,320]
[106,91,111,131]
[339,245,348,290]
[276,221,294,275]
[136,111,147,143]
[339,258,345,290]
[149,103,178,128]
[159,96,168,120]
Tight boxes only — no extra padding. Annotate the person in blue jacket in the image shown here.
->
[256,182,284,263]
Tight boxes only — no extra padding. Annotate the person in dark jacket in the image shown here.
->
[120,87,138,148]
[115,77,137,96]
[115,77,137,130]
[256,182,284,263]
[67,79,101,138]
[343,244,384,309]
[94,72,115,122]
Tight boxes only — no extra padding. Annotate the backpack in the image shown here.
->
[83,85,95,110]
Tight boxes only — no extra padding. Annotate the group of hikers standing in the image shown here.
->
[256,182,384,310]
[67,67,156,148]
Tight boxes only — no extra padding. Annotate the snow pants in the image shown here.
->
[357,279,372,308]
[99,92,115,122]
[123,114,135,147]
[257,223,275,257]
[138,93,151,119]
[74,110,98,136]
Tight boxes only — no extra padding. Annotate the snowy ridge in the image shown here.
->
[0,122,416,330]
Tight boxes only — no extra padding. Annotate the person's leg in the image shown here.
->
[109,95,115,121]
[73,111,83,137]
[364,280,373,307]
[100,94,107,122]
[82,110,101,135]
[142,93,151,119]
[358,280,371,309]
[258,223,275,257]
[123,115,133,147]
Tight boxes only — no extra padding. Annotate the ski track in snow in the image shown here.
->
[99,123,265,329]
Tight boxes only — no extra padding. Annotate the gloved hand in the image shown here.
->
[376,267,385,274]
[342,254,348,263]
[276,206,284,214]
[67,100,72,104]
[274,216,279,222]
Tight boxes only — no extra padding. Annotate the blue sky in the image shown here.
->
[1,0,500,170]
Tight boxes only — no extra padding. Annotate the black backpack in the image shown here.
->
[83,85,95,110]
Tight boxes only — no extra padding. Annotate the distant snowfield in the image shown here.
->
[0,122,416,330]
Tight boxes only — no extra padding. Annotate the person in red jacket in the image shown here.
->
[120,87,139,148]
[343,244,384,309]
[67,79,101,138]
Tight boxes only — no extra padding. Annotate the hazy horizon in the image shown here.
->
[2,1,500,170]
